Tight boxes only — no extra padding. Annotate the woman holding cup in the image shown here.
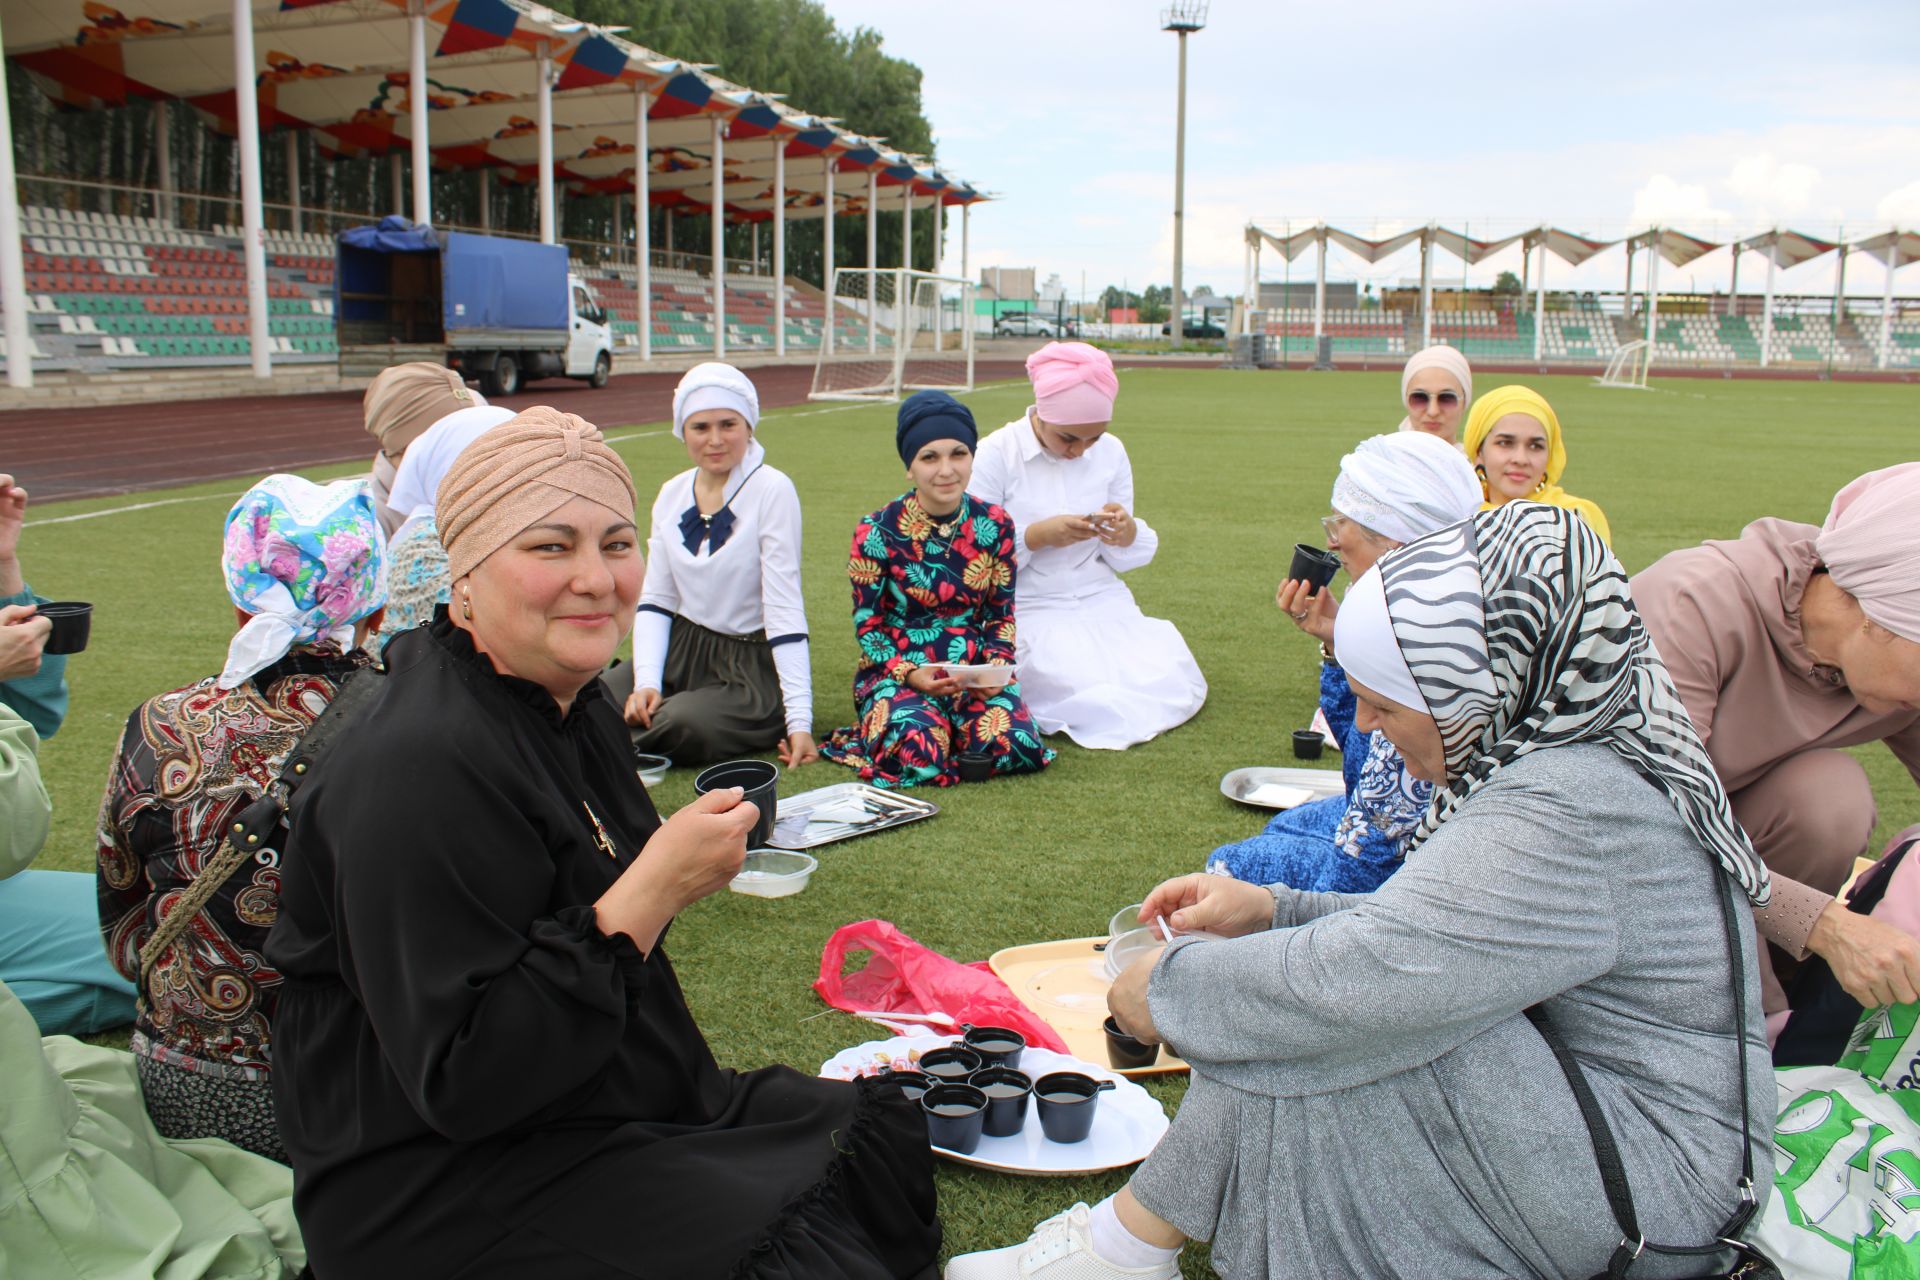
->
[1209,432,1480,890]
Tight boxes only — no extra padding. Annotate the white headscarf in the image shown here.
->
[672,361,761,438]
[1332,567,1428,713]
[1331,432,1482,545]
[1394,345,1473,433]
[387,405,518,537]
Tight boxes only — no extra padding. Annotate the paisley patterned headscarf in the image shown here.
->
[220,475,388,689]
[1340,501,1771,905]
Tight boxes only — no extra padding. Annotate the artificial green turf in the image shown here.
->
[21,370,1920,1275]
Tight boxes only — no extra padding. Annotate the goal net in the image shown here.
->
[809,268,975,401]
[1595,338,1652,390]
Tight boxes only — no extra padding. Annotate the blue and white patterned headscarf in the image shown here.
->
[219,475,388,689]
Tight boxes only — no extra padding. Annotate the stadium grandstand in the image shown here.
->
[1240,222,1920,375]
[0,0,987,392]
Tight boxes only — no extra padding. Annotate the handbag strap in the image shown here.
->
[1527,867,1759,1279]
[135,666,383,989]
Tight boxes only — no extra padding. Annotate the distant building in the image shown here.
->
[1259,281,1359,310]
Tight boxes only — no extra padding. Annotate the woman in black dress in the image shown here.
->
[267,406,940,1279]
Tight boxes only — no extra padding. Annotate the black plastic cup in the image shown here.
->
[884,1069,936,1103]
[921,1083,988,1154]
[960,1024,1026,1070]
[1287,543,1341,595]
[1291,729,1325,761]
[1102,1015,1159,1071]
[1034,1071,1116,1144]
[37,601,92,656]
[693,759,778,847]
[957,750,994,783]
[919,1045,984,1083]
[969,1066,1033,1137]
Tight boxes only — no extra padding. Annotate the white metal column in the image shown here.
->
[1241,228,1252,336]
[820,153,833,357]
[1880,245,1899,371]
[772,137,785,357]
[536,49,555,243]
[1761,238,1777,368]
[408,0,431,225]
[1532,240,1545,363]
[960,202,969,344]
[0,8,32,390]
[710,116,724,359]
[1645,243,1660,346]
[635,90,651,362]
[1727,246,1740,315]
[865,169,877,354]
[231,0,271,377]
[1314,228,1327,341]
[154,103,175,222]
[1419,227,1433,351]
[931,193,942,347]
[901,185,913,270]
[1831,242,1847,335]
[285,133,301,233]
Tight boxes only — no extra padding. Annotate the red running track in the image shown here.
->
[2,360,1053,504]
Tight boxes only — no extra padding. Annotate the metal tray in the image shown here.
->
[766,782,939,850]
[1219,765,1345,810]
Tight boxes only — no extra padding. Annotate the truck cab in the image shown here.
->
[563,275,614,390]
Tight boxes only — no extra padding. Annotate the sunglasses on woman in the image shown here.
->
[1407,390,1461,409]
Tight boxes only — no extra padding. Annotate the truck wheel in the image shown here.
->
[588,353,611,389]
[492,354,520,397]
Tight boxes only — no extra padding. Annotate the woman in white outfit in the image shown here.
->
[969,342,1206,749]
[603,362,816,767]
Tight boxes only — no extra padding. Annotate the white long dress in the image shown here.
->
[968,414,1206,749]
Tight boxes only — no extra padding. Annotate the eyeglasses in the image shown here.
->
[1407,390,1461,409]
[1320,514,1350,539]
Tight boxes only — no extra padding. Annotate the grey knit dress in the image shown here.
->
[1135,743,1771,1279]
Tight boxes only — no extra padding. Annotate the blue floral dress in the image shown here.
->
[821,492,1055,789]
[1206,661,1430,891]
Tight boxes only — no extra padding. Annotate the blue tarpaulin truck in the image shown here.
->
[336,217,614,395]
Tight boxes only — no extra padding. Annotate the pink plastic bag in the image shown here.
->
[814,919,1069,1053]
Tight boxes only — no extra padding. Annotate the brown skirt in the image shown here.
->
[601,617,785,767]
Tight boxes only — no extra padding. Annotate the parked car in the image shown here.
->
[1161,316,1226,338]
[994,313,1060,338]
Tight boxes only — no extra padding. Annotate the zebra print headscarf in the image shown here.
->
[1376,502,1771,905]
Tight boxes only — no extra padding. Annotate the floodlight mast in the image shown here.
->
[1161,3,1207,344]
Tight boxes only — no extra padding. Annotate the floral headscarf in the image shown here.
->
[219,475,388,689]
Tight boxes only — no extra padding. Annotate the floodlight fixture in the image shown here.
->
[1160,2,1208,32]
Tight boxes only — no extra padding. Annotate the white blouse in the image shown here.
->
[633,461,811,734]
[969,413,1158,600]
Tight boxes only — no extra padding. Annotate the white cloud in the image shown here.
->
[1631,175,1730,226]
[1726,153,1822,221]
[1877,181,1920,226]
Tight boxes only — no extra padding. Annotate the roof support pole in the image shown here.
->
[1761,238,1776,369]
[536,48,554,243]
[1418,226,1433,351]
[820,154,833,357]
[710,115,724,359]
[0,8,33,390]
[902,184,913,271]
[932,193,942,349]
[478,167,490,233]
[1645,241,1660,348]
[232,0,270,378]
[1727,246,1739,318]
[611,187,621,271]
[1313,228,1326,342]
[285,132,301,233]
[959,201,969,346]
[1623,240,1634,326]
[154,103,175,223]
[1830,238,1847,331]
[1240,228,1252,336]
[408,0,431,225]
[1880,244,1898,371]
[865,169,877,354]
[772,137,785,357]
[634,89,650,362]
[1532,240,1545,364]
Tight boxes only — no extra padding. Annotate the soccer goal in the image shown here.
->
[808,268,975,402]
[1595,339,1652,390]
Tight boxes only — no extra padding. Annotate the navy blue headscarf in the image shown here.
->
[895,390,977,464]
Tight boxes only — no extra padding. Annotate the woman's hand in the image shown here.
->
[624,687,662,728]
[0,476,26,596]
[1139,874,1276,939]
[0,605,49,682]
[778,731,819,767]
[1107,949,1165,1044]
[1026,514,1100,551]
[1275,578,1337,646]
[594,787,759,954]
[906,666,964,697]
[1808,900,1920,1007]
[1092,503,1137,547]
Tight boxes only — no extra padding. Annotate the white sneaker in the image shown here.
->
[944,1203,1181,1280]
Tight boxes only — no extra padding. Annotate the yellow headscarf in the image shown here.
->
[1461,385,1612,545]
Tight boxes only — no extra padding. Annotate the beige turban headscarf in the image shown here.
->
[1816,462,1920,643]
[1394,345,1473,433]
[364,362,484,462]
[436,406,638,581]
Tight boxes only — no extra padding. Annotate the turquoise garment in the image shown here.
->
[0,871,134,1035]
[0,980,305,1278]
[0,586,68,741]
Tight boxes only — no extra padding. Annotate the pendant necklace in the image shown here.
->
[582,800,618,860]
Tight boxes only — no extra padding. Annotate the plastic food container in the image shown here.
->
[729,849,817,898]
[634,753,671,787]
[1101,927,1162,983]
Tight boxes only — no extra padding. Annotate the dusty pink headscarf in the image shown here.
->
[1816,462,1920,643]
[1026,341,1118,426]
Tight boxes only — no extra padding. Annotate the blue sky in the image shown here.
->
[819,0,1919,300]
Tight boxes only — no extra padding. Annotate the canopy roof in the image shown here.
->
[1627,226,1720,268]
[4,0,985,220]
[1734,228,1838,268]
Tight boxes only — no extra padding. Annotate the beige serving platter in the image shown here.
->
[987,937,1189,1078]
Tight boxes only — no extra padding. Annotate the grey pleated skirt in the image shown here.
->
[602,617,786,767]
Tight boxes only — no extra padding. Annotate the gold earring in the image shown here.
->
[461,589,473,621]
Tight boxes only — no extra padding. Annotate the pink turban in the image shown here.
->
[1817,462,1920,643]
[1026,341,1118,426]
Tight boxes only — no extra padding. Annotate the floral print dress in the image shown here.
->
[821,492,1055,788]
